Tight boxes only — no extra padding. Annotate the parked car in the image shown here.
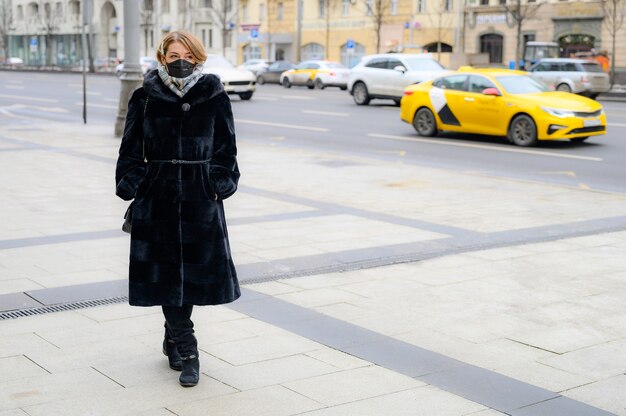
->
[256,60,296,85]
[280,60,350,90]
[237,59,271,75]
[7,57,24,66]
[116,56,158,76]
[527,58,610,99]
[400,68,606,146]
[94,57,120,73]
[348,53,451,105]
[203,54,256,100]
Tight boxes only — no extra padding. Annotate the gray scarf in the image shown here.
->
[157,63,205,97]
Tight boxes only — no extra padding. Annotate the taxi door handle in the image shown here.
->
[464,97,475,102]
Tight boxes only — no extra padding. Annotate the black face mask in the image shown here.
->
[166,59,196,78]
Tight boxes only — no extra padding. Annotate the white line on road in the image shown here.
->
[3,104,69,113]
[75,91,103,96]
[608,122,626,128]
[102,98,119,102]
[74,102,118,109]
[5,86,25,90]
[236,118,329,132]
[255,94,314,100]
[368,133,603,162]
[0,94,58,103]
[253,96,279,101]
[302,110,349,117]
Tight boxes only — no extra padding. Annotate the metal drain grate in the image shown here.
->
[0,296,128,320]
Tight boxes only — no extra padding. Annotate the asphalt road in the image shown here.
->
[3,71,626,193]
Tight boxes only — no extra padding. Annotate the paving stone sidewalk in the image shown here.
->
[0,120,624,415]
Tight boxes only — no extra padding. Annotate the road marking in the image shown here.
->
[7,80,23,84]
[608,122,626,128]
[102,98,119,102]
[253,96,279,101]
[74,102,118,109]
[5,86,25,90]
[236,118,329,132]
[75,91,102,96]
[368,133,603,162]
[541,171,577,177]
[2,104,69,113]
[0,94,58,103]
[255,94,314,100]
[302,110,349,117]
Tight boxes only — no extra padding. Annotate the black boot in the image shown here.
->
[163,324,182,371]
[179,353,200,387]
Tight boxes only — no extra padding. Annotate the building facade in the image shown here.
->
[5,0,625,71]
[464,0,626,69]
[7,0,238,67]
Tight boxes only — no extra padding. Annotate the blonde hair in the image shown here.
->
[156,30,207,64]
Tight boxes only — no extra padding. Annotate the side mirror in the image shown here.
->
[482,87,501,96]
[393,65,407,73]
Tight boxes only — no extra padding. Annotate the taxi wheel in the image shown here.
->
[314,78,325,89]
[556,83,572,93]
[352,82,370,105]
[413,108,437,137]
[282,78,292,88]
[508,115,538,147]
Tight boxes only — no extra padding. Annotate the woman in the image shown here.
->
[115,30,240,387]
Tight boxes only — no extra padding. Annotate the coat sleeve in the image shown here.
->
[210,92,240,200]
[115,88,147,201]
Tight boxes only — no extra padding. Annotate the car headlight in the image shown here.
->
[541,107,576,118]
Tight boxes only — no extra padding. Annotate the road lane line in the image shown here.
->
[5,104,69,113]
[0,94,58,103]
[5,86,25,90]
[368,133,603,162]
[302,110,349,117]
[608,122,626,128]
[236,118,329,132]
[74,102,118,109]
[253,96,279,101]
[75,91,103,96]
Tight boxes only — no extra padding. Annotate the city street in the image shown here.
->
[1,71,626,415]
[3,71,626,193]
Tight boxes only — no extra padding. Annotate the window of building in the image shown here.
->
[277,2,283,20]
[209,29,213,48]
[302,43,325,60]
[365,0,373,15]
[342,0,349,16]
[417,0,425,13]
[178,0,186,12]
[390,0,398,14]
[260,3,266,20]
[480,0,489,5]
[162,0,170,13]
[225,32,232,48]
[242,4,248,20]
[499,0,506,4]
[144,0,154,11]
[200,0,212,7]
[27,2,39,18]
[319,0,325,18]
[444,0,453,11]
[243,44,261,61]
[17,5,24,19]
[55,2,63,17]
[480,33,503,63]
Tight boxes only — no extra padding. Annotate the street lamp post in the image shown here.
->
[114,0,143,138]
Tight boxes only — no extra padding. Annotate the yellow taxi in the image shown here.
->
[400,68,607,146]
[280,60,350,90]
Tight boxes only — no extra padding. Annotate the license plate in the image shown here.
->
[234,87,249,92]
[584,119,601,127]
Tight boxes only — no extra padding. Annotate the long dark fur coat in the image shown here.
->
[115,71,240,306]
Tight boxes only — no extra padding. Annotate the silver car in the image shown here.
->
[528,58,610,99]
[348,53,450,105]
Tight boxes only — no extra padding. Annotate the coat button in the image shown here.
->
[181,103,191,112]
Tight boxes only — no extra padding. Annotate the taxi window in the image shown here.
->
[469,75,497,93]
[439,75,468,91]
[307,63,320,70]
[295,62,309,70]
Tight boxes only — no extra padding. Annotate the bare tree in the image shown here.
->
[140,0,154,57]
[40,1,55,66]
[425,0,453,61]
[506,0,541,69]
[364,0,391,54]
[210,0,237,57]
[0,0,12,63]
[602,0,626,85]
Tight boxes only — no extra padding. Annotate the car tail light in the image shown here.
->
[329,72,336,76]
[404,91,414,96]
[581,75,588,83]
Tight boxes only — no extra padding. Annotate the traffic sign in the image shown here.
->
[346,39,355,49]
[250,28,259,40]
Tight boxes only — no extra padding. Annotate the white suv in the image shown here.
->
[348,53,450,105]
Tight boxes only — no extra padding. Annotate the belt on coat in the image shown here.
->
[148,159,211,164]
